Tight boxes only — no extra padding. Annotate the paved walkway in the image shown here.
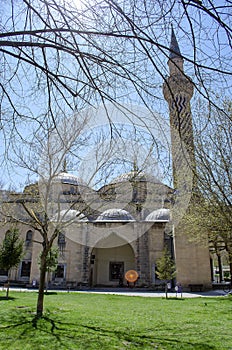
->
[76,288,229,298]
[3,287,229,298]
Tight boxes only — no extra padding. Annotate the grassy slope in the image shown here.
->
[0,291,231,350]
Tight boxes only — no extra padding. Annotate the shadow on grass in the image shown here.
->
[165,297,185,301]
[33,291,58,296]
[44,292,58,296]
[0,296,16,301]
[78,323,217,350]
[0,311,219,350]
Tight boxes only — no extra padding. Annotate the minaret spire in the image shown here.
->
[169,25,182,59]
[167,26,184,75]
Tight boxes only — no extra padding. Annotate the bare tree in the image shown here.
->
[0,0,231,214]
[0,112,93,316]
[0,1,231,150]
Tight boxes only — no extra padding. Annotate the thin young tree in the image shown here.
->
[0,227,24,299]
[0,113,91,315]
[156,245,176,299]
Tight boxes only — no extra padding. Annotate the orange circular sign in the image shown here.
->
[125,270,138,283]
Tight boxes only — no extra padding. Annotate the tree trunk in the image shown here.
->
[45,271,48,294]
[36,253,47,317]
[165,283,168,299]
[229,260,232,286]
[6,271,10,299]
[217,255,223,283]
[227,248,232,286]
[6,284,9,299]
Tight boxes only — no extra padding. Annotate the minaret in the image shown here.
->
[163,27,195,190]
[163,28,212,289]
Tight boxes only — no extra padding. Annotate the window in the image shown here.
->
[58,232,66,252]
[109,262,124,281]
[20,261,31,277]
[54,264,65,279]
[25,230,33,246]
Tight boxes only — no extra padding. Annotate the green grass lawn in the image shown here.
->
[0,291,231,350]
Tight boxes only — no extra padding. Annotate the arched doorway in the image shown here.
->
[90,234,135,286]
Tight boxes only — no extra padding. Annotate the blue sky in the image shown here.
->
[0,0,231,191]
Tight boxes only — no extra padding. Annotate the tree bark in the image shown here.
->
[229,260,232,286]
[165,283,168,299]
[36,252,47,317]
[217,255,223,283]
[6,271,10,299]
[226,247,232,285]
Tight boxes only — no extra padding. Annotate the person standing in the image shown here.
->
[175,282,182,298]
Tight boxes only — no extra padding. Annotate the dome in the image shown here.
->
[52,209,87,222]
[145,208,170,222]
[53,172,85,186]
[96,208,135,222]
[112,171,162,184]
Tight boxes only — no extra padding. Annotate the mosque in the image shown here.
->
[0,30,212,290]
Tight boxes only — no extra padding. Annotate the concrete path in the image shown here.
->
[3,287,229,298]
[76,288,229,298]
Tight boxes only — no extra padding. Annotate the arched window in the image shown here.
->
[25,230,33,246]
[58,232,66,252]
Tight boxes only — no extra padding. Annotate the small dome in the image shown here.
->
[145,208,170,222]
[96,208,135,222]
[53,172,85,186]
[112,171,161,184]
[52,209,87,222]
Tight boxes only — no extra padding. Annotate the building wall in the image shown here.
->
[0,218,212,289]
[173,224,212,288]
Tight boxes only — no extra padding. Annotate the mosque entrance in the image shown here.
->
[90,239,135,286]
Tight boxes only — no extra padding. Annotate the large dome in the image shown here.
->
[145,208,170,222]
[96,208,135,222]
[112,171,162,184]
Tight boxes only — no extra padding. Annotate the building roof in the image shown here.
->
[52,209,87,222]
[53,172,86,186]
[145,208,170,222]
[96,208,135,222]
[112,171,162,184]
